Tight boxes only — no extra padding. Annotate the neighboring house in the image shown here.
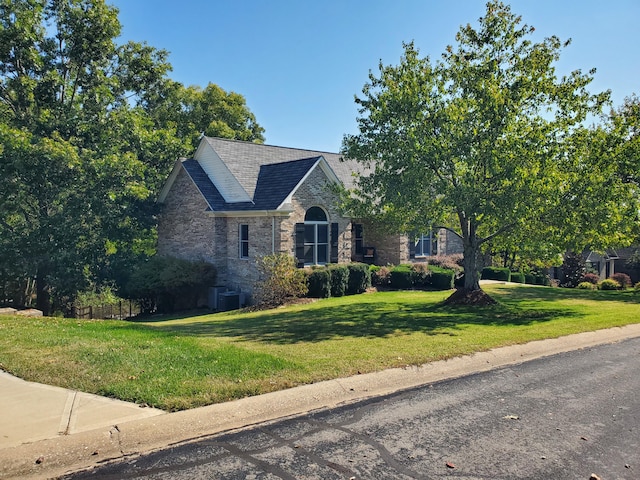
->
[157,136,463,303]
[585,250,619,280]
[586,247,640,283]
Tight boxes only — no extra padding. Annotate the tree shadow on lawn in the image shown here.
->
[488,284,640,305]
[145,293,574,345]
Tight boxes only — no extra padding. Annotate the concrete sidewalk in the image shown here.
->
[0,371,165,449]
[2,324,640,480]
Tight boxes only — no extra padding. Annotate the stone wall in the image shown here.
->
[440,228,464,256]
[223,215,277,296]
[357,220,408,266]
[355,222,464,266]
[157,168,219,270]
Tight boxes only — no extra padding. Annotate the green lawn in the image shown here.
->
[0,284,638,411]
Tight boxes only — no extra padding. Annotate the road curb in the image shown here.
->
[3,324,640,479]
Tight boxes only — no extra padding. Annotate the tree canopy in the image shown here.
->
[0,0,264,313]
[341,1,632,302]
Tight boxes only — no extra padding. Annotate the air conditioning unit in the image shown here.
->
[218,292,240,311]
[208,286,228,310]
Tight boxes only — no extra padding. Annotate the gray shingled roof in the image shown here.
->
[203,137,361,197]
[181,137,351,212]
[252,156,322,210]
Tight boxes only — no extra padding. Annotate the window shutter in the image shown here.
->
[353,223,364,255]
[330,223,339,263]
[409,234,416,259]
[295,223,305,268]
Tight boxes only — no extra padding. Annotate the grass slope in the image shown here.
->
[0,284,638,411]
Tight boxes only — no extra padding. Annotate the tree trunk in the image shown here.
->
[443,214,496,306]
[35,262,50,316]
[462,238,481,292]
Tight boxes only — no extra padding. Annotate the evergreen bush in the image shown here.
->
[347,263,371,294]
[481,266,511,281]
[411,263,432,288]
[430,269,455,290]
[577,282,596,290]
[328,265,349,297]
[390,265,414,289]
[307,269,331,298]
[510,272,525,283]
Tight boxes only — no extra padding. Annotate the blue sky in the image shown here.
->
[109,0,639,153]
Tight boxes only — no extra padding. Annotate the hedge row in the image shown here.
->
[306,263,372,299]
[482,267,548,286]
[371,263,456,291]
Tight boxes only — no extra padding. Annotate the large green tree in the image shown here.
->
[0,0,264,313]
[147,81,265,151]
[341,1,625,303]
[609,95,640,242]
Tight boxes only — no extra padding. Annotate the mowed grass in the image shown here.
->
[0,284,638,411]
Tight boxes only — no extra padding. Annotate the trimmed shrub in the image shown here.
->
[598,279,620,291]
[347,263,371,295]
[610,273,632,289]
[635,282,640,292]
[524,273,536,285]
[577,282,596,290]
[306,269,331,298]
[411,263,432,288]
[390,265,414,290]
[510,272,525,284]
[328,265,349,297]
[430,269,455,290]
[371,265,391,287]
[580,273,600,285]
[481,267,511,281]
[534,274,550,286]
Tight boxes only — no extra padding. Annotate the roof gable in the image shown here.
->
[202,137,361,192]
[159,137,361,214]
[194,139,252,203]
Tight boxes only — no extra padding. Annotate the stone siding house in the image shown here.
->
[157,137,463,303]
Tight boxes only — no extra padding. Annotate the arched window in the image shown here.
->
[302,207,329,265]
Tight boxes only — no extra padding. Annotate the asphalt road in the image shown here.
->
[65,337,640,479]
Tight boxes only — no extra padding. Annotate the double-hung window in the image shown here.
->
[239,224,249,259]
[415,230,437,257]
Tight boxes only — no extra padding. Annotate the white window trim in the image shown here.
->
[415,230,437,257]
